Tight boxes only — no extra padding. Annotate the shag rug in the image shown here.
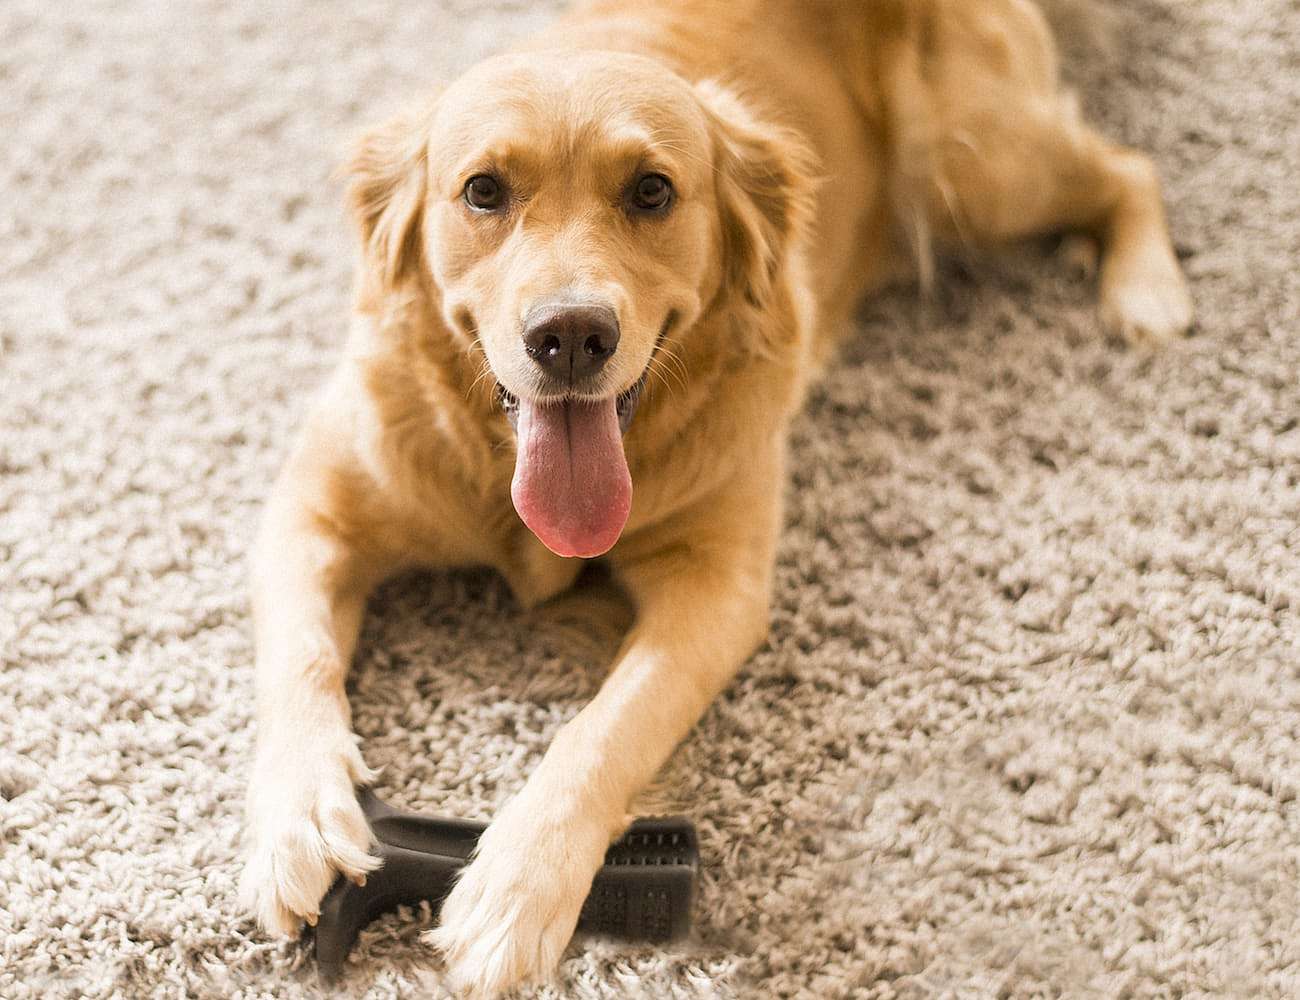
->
[1,1,1296,997]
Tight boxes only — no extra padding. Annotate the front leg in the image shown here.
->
[431,495,778,997]
[239,478,391,936]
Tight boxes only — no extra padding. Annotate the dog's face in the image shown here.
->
[348,51,813,558]
[428,52,718,413]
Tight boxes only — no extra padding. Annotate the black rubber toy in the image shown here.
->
[312,787,698,980]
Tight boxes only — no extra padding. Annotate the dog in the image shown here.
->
[239,0,1192,994]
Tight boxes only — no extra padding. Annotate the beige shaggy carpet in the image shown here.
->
[1,1,1297,997]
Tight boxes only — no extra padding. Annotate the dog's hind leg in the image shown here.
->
[883,0,1192,344]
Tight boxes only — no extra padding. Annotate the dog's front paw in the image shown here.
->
[1101,253,1193,346]
[426,801,608,998]
[239,735,379,937]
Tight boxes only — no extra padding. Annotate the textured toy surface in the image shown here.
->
[312,788,698,980]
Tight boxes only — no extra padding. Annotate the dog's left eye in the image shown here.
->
[464,174,506,211]
[629,173,673,213]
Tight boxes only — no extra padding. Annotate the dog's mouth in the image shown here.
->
[496,374,647,560]
[496,375,646,435]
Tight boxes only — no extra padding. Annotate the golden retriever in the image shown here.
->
[239,0,1192,994]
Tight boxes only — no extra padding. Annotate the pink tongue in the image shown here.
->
[511,397,632,558]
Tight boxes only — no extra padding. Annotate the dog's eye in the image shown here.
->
[464,174,505,211]
[630,173,673,213]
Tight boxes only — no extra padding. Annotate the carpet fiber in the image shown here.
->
[1,1,1297,997]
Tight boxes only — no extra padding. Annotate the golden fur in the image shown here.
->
[240,2,1192,995]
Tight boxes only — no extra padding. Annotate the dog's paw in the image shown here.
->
[425,802,607,998]
[240,736,379,937]
[1100,255,1193,347]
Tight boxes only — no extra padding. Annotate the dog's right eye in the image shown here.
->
[629,173,673,213]
[464,175,505,212]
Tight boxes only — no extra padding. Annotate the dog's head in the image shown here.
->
[346,50,815,558]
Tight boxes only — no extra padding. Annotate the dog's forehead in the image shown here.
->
[434,51,708,152]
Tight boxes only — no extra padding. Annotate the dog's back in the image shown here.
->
[538,0,1190,351]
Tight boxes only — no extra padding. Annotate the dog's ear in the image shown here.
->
[343,109,430,305]
[696,82,819,314]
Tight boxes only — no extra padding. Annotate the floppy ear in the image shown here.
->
[695,82,819,313]
[343,110,429,304]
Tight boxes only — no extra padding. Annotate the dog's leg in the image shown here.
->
[1087,146,1194,346]
[932,116,1193,346]
[428,501,777,997]
[239,480,390,936]
[886,0,1193,344]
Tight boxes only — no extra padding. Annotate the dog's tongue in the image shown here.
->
[511,397,631,558]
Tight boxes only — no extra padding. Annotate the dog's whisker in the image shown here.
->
[646,354,684,401]
[467,362,496,400]
[652,352,688,396]
[654,340,690,393]
[642,129,721,175]
[655,146,720,177]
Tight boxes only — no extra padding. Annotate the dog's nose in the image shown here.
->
[522,303,620,383]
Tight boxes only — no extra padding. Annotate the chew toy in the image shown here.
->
[312,787,699,979]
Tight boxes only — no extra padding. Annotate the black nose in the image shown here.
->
[522,303,620,384]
